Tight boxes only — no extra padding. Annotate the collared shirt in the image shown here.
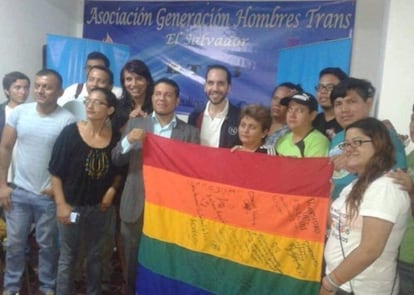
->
[200,99,229,147]
[121,113,177,153]
[151,112,177,138]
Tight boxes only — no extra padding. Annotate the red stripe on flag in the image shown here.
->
[143,134,333,197]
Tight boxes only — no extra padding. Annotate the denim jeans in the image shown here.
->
[398,260,414,295]
[56,204,108,295]
[4,187,58,294]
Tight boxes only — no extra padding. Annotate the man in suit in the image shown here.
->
[112,77,200,295]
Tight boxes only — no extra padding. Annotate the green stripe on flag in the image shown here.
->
[139,235,320,295]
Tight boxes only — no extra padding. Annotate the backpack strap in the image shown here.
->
[74,83,84,99]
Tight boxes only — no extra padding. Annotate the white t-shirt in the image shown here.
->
[7,103,75,194]
[324,175,410,294]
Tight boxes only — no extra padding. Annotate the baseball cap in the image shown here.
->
[280,92,318,112]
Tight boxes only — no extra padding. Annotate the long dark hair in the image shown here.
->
[120,59,153,113]
[345,118,395,219]
[115,60,154,130]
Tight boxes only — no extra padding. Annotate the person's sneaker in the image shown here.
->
[2,291,19,295]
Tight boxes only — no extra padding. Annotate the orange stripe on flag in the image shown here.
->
[143,165,329,243]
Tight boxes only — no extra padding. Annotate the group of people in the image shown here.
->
[0,51,412,295]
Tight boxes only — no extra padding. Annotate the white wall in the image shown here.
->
[0,0,84,103]
[377,0,414,138]
[350,0,388,115]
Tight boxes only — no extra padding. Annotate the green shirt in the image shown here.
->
[400,150,414,263]
[275,129,330,157]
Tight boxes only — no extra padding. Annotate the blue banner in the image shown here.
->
[46,34,130,88]
[277,38,352,95]
[83,1,355,113]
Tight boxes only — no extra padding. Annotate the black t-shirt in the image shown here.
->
[49,123,121,206]
[312,112,342,140]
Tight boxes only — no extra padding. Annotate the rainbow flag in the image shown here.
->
[137,135,332,295]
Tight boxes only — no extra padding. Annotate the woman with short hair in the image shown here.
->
[231,104,275,154]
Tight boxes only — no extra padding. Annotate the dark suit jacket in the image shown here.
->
[112,115,200,223]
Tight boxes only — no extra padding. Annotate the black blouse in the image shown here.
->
[49,123,121,206]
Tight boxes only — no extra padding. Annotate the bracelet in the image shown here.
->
[322,276,337,293]
[326,273,340,289]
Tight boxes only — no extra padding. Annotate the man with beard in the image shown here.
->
[312,67,348,140]
[188,64,240,148]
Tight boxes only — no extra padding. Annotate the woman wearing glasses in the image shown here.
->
[320,117,410,295]
[49,87,123,295]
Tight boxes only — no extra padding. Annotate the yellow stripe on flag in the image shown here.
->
[143,202,323,282]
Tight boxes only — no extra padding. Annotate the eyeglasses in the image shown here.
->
[338,139,373,150]
[83,98,108,107]
[315,84,335,92]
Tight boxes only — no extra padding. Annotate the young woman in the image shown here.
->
[114,59,154,130]
[321,117,410,295]
[49,87,123,295]
[231,104,275,154]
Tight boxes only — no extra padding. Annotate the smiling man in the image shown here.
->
[0,69,75,295]
[188,64,240,148]
[112,77,199,295]
[329,77,407,199]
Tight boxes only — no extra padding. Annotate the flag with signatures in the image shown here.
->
[137,134,333,295]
